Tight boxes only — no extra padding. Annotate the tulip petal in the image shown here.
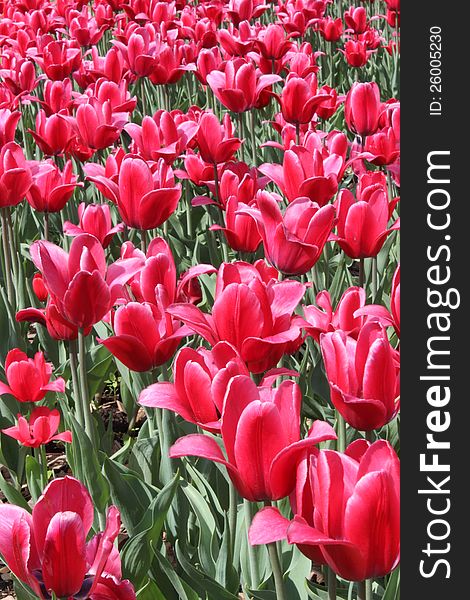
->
[249,507,290,546]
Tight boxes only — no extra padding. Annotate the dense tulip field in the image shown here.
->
[0,0,400,598]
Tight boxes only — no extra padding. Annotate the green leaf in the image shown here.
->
[136,579,167,600]
[14,580,38,600]
[383,567,400,600]
[0,470,31,512]
[25,455,42,503]
[152,550,199,600]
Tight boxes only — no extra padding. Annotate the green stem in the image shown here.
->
[1,208,15,306]
[78,330,96,447]
[336,411,347,453]
[365,579,373,600]
[250,110,257,166]
[229,481,238,557]
[69,339,85,429]
[238,112,245,162]
[243,500,260,589]
[357,581,366,600]
[44,212,49,241]
[295,122,300,146]
[365,430,374,443]
[39,444,48,489]
[141,228,148,253]
[371,257,378,301]
[327,567,337,600]
[358,257,365,288]
[267,541,286,600]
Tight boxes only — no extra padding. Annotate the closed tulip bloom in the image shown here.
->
[195,112,242,164]
[319,17,343,42]
[30,234,144,329]
[0,477,135,600]
[168,271,306,373]
[344,6,368,34]
[343,40,372,68]
[64,203,124,248]
[301,286,367,342]
[29,110,74,157]
[365,126,400,166]
[249,440,400,582]
[321,321,400,430]
[2,407,72,448]
[35,40,82,80]
[139,341,249,432]
[0,349,65,403]
[210,196,262,253]
[32,273,48,302]
[74,99,128,152]
[242,192,335,275]
[332,187,399,259]
[27,160,82,213]
[104,156,182,230]
[99,302,191,372]
[41,79,73,115]
[0,142,32,208]
[278,74,329,126]
[345,82,381,137]
[207,59,280,113]
[0,108,21,146]
[170,375,336,501]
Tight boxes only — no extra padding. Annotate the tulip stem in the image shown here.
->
[358,258,365,288]
[1,208,15,306]
[38,444,49,489]
[357,580,366,600]
[250,110,257,167]
[327,567,337,600]
[336,411,347,453]
[365,579,373,600]
[238,112,245,162]
[371,257,378,301]
[228,482,238,555]
[44,211,49,241]
[295,123,300,146]
[267,541,286,600]
[244,500,260,589]
[78,330,97,447]
[69,340,85,429]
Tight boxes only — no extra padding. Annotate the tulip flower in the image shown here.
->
[30,234,144,329]
[319,17,343,42]
[29,110,75,157]
[345,82,381,137]
[344,6,369,34]
[210,196,262,253]
[16,300,85,341]
[32,273,48,302]
[194,112,241,165]
[277,73,329,126]
[170,375,336,501]
[0,108,21,146]
[227,0,268,25]
[35,40,82,80]
[321,321,400,430]
[73,98,129,152]
[99,301,192,372]
[2,407,72,448]
[63,203,125,248]
[26,160,82,214]
[0,142,32,208]
[343,40,372,68]
[241,192,335,275]
[0,476,135,600]
[0,349,65,403]
[40,79,73,115]
[365,126,400,166]
[249,440,400,582]
[168,266,306,373]
[331,187,399,259]
[300,287,368,342]
[206,59,280,113]
[89,156,181,230]
[140,341,249,432]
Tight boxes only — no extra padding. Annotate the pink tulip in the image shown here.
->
[63,203,125,248]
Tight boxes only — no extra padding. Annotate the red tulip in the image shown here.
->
[355,264,400,337]
[344,6,369,34]
[2,407,72,448]
[0,349,65,403]
[170,375,336,501]
[345,82,381,137]
[139,341,249,432]
[207,59,280,113]
[241,192,335,275]
[301,286,368,342]
[0,476,134,600]
[0,108,21,146]
[73,98,128,152]
[343,40,372,68]
[168,265,306,372]
[319,17,343,42]
[16,300,86,341]
[35,40,82,80]
[249,440,400,582]
[30,234,144,329]
[321,321,400,430]
[227,0,268,25]
[210,196,262,253]
[331,187,399,259]
[29,110,75,157]
[40,79,73,115]
[63,203,125,248]
[99,301,191,372]
[194,112,242,164]
[277,73,329,126]
[0,142,32,208]
[259,145,341,207]
[26,160,82,213]
[32,273,49,302]
[365,126,400,166]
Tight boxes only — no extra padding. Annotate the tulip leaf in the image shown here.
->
[25,455,42,503]
[382,567,400,600]
[151,549,199,600]
[0,470,31,512]
[136,579,167,600]
[14,580,38,600]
